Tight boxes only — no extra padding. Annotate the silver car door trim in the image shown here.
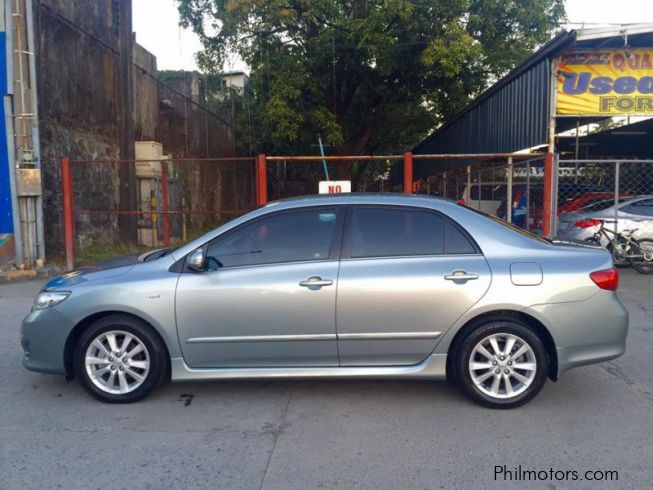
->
[337,331,442,340]
[186,334,337,343]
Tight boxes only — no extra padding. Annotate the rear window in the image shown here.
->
[350,207,478,257]
[468,184,506,201]
[621,198,653,217]
[351,208,444,258]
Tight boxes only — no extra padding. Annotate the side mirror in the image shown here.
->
[187,248,205,272]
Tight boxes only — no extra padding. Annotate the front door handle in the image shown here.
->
[444,270,479,281]
[299,276,334,288]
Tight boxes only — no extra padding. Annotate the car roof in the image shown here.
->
[262,193,453,209]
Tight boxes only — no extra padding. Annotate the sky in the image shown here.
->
[132,0,653,73]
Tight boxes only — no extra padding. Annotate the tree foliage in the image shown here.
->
[178,0,565,155]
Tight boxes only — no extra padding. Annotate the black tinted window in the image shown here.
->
[621,199,653,216]
[469,184,506,200]
[351,208,444,258]
[445,221,477,254]
[206,208,337,268]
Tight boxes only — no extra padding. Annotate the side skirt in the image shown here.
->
[170,354,448,382]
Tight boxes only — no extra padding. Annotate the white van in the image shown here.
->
[459,182,506,215]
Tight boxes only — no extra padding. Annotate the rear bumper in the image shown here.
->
[527,290,629,376]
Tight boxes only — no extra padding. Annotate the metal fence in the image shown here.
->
[263,155,405,201]
[56,157,256,269]
[53,153,653,273]
[421,156,653,272]
[412,155,547,233]
[555,160,653,269]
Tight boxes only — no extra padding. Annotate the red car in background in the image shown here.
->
[557,192,630,215]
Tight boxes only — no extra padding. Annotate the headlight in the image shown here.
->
[32,291,71,310]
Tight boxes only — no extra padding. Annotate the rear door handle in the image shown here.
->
[444,270,479,281]
[299,276,334,288]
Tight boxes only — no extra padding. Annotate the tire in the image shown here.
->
[73,314,168,403]
[454,321,548,409]
[630,238,653,274]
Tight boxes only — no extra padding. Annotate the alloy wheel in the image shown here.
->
[468,333,537,399]
[84,330,151,395]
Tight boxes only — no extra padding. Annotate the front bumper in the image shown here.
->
[527,290,629,376]
[21,307,75,375]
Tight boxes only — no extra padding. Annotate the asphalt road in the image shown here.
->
[1,270,652,490]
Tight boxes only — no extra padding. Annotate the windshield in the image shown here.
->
[579,197,629,213]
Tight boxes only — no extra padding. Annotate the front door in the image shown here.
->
[336,206,491,366]
[175,207,344,368]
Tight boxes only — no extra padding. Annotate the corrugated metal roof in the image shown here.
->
[414,25,653,160]
[414,31,576,156]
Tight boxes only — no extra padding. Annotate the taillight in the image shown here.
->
[573,219,602,229]
[458,199,466,205]
[590,268,619,290]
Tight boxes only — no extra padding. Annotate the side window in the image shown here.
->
[205,208,338,268]
[444,221,477,254]
[350,208,444,258]
[622,199,653,217]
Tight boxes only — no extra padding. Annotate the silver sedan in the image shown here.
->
[557,195,653,244]
[21,194,628,409]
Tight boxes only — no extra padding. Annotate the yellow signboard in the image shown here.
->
[556,50,653,115]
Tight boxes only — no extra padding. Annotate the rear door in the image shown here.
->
[336,206,491,366]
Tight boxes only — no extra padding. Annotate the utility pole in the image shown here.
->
[117,0,136,246]
[9,0,44,268]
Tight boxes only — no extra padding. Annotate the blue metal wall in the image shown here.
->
[0,31,12,237]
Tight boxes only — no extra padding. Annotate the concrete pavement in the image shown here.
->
[1,270,651,489]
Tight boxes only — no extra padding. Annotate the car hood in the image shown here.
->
[45,263,134,289]
[44,248,175,289]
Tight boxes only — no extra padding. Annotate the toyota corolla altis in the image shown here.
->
[21,194,628,408]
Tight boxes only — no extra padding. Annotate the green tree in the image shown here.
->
[177,0,565,157]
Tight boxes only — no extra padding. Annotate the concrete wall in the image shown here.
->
[157,72,252,232]
[33,1,244,258]
[35,0,123,255]
[133,41,157,141]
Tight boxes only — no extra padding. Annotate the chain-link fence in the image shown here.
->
[413,155,547,234]
[51,153,653,273]
[265,156,399,200]
[53,157,256,268]
[556,160,653,271]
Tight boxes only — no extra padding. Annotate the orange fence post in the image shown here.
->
[161,160,170,247]
[257,154,267,206]
[61,157,75,270]
[542,152,554,238]
[403,152,413,194]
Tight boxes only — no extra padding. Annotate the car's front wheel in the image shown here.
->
[73,315,168,403]
[455,321,548,409]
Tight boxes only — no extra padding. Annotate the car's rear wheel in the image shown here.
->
[630,238,653,274]
[73,315,167,403]
[455,321,548,409]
